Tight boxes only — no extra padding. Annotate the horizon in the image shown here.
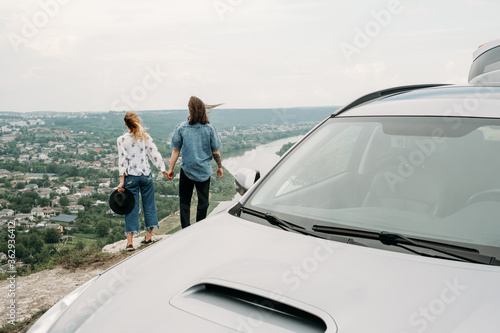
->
[0,104,340,114]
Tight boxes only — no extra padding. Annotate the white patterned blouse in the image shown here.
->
[117,132,166,176]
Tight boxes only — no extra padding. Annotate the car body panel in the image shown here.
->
[32,213,500,332]
[337,85,500,118]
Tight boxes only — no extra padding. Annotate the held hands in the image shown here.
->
[163,168,221,180]
[164,169,174,180]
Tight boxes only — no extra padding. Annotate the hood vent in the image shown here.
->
[171,281,335,332]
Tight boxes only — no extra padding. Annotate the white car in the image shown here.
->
[30,42,500,332]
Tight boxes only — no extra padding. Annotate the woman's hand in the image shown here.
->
[118,174,125,192]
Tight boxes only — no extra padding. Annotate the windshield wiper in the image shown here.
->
[264,213,365,246]
[312,225,500,266]
[240,207,363,245]
[379,232,500,266]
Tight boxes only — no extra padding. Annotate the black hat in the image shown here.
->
[109,189,135,215]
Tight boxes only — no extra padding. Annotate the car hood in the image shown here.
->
[35,213,500,332]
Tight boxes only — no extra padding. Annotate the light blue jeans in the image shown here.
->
[124,173,158,235]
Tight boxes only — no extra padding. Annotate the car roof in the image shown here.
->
[334,84,500,118]
[473,39,500,61]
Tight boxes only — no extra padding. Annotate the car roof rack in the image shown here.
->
[332,84,449,116]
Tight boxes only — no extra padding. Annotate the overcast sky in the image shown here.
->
[1,0,499,112]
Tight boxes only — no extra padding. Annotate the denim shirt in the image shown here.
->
[171,121,222,182]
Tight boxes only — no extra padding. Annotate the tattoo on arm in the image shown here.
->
[213,153,222,168]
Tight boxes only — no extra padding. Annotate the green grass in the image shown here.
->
[71,233,102,239]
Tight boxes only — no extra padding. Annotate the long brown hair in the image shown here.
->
[188,96,223,125]
[124,111,148,141]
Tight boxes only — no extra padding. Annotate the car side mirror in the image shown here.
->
[234,168,260,195]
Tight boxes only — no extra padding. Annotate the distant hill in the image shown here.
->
[0,106,339,144]
[140,106,338,140]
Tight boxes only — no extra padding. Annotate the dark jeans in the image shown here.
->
[179,168,211,228]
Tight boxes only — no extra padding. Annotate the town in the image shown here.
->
[0,108,332,276]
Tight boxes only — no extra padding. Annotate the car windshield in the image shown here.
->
[246,116,500,254]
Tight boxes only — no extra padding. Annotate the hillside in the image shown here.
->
[0,234,171,332]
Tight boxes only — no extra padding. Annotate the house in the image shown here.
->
[25,183,39,190]
[0,209,14,217]
[46,223,63,234]
[11,171,24,178]
[36,188,52,199]
[0,199,10,207]
[80,187,94,196]
[15,213,33,221]
[52,207,63,214]
[68,205,84,214]
[56,186,70,195]
[31,207,45,217]
[0,216,16,226]
[97,187,113,195]
[18,220,36,228]
[66,194,80,204]
[0,169,11,178]
[18,154,30,163]
[42,207,57,218]
[35,221,47,228]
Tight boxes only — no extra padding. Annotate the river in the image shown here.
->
[210,135,304,214]
[222,135,304,176]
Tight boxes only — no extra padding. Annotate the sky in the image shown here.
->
[1,0,499,112]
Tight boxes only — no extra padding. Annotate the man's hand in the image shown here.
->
[213,151,223,179]
[166,169,175,180]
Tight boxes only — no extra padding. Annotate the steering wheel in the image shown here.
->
[465,189,500,206]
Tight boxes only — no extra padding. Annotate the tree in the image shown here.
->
[77,196,93,210]
[60,196,70,206]
[44,228,61,244]
[28,233,44,253]
[95,221,109,237]
[42,174,49,187]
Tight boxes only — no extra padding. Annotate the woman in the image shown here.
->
[117,111,168,250]
[166,96,223,228]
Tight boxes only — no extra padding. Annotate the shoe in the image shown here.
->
[126,244,135,251]
[140,238,152,244]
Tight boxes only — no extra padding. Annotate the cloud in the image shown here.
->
[344,62,387,74]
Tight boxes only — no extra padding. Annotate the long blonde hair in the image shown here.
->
[124,111,148,141]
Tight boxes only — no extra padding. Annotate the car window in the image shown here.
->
[246,117,500,254]
[276,124,362,196]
